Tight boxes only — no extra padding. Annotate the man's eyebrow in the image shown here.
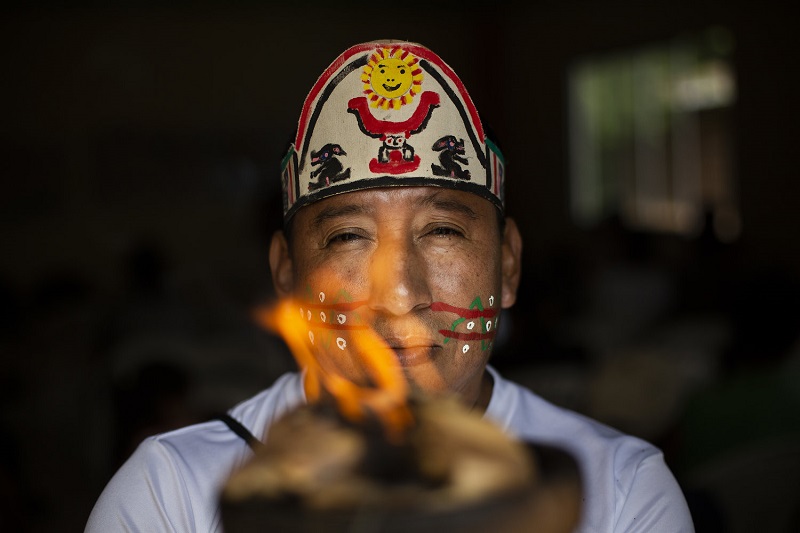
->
[419,194,479,219]
[312,204,371,226]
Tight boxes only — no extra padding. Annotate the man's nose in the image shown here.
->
[367,236,431,316]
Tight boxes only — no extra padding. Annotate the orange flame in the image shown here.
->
[253,298,414,442]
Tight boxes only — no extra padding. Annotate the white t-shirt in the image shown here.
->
[86,366,694,532]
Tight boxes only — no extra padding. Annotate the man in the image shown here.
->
[86,39,694,532]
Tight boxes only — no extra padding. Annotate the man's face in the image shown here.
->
[270,187,521,407]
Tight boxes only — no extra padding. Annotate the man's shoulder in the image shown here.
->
[138,371,305,461]
[484,368,693,532]
[488,366,659,457]
[87,373,305,532]
[227,371,306,437]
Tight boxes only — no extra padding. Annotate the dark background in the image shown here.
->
[2,1,799,532]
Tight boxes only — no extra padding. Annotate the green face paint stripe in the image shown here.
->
[468,296,485,311]
[331,288,355,303]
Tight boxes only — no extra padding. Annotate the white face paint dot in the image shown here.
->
[337,314,346,324]
[488,295,495,306]
[308,331,314,344]
[467,321,475,330]
[336,337,347,350]
[462,344,470,354]
[299,308,304,318]
[307,310,312,321]
[320,311,326,322]
[486,320,492,331]
[319,292,325,303]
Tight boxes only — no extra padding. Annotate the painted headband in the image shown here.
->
[280,40,505,221]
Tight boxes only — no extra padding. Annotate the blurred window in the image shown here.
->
[568,27,739,241]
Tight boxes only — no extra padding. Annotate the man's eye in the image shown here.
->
[327,232,364,244]
[429,226,464,238]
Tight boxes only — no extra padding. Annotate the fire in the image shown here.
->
[253,298,414,441]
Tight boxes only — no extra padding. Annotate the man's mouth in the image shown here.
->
[385,340,440,367]
[382,83,402,92]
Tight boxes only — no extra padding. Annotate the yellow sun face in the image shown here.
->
[371,57,412,98]
[362,47,423,110]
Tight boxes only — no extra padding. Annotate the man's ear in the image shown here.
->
[500,217,523,309]
[269,230,294,297]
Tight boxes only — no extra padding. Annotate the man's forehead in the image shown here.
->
[299,187,491,222]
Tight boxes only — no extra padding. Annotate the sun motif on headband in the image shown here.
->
[361,47,423,110]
